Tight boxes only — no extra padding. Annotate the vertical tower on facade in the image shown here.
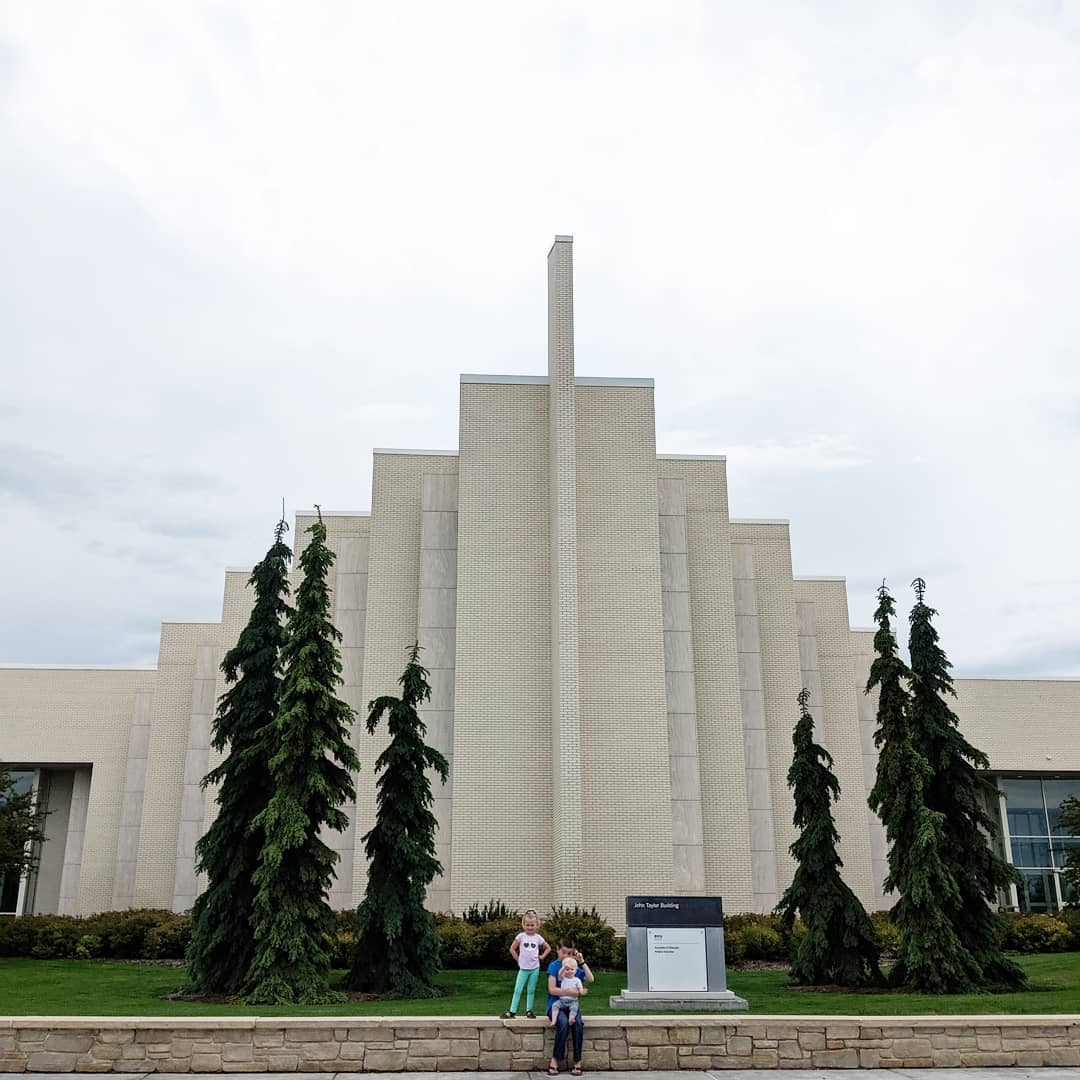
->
[547,236,585,905]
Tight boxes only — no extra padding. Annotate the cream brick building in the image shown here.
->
[3,237,1079,926]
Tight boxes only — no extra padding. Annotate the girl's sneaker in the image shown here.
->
[526,1010,536,1019]
[500,1011,515,1019]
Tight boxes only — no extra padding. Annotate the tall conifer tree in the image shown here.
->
[188,517,292,994]
[907,578,1026,990]
[779,689,881,987]
[243,510,360,1005]
[867,582,978,993]
[347,643,449,997]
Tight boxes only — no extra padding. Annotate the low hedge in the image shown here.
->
[0,909,191,960]
[2,905,1077,966]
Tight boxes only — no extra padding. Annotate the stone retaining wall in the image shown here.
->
[1,1015,1079,1071]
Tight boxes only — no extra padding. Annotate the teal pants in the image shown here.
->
[509,967,539,1012]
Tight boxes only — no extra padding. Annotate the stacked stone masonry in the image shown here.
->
[2,1016,1079,1072]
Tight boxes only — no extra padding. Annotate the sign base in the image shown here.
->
[609,989,749,1011]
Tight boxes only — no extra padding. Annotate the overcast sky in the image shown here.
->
[2,3,1079,678]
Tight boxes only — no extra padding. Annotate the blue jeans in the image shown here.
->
[552,1008,584,1065]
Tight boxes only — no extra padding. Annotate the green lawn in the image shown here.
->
[0,954,1077,1016]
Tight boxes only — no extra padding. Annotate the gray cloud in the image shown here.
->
[1,3,1078,677]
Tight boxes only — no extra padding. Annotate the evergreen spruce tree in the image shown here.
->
[0,768,46,882]
[907,578,1026,990]
[779,689,882,987]
[243,510,360,1005]
[867,582,979,993]
[187,517,292,994]
[347,643,449,998]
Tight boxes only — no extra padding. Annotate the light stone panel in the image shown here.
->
[452,380,553,915]
[419,473,459,915]
[659,459,754,912]
[32,768,73,913]
[57,767,91,914]
[657,476,705,894]
[793,581,875,904]
[134,622,220,907]
[0,666,155,914]
[851,628,889,905]
[359,457,456,906]
[730,522,804,894]
[172,643,217,910]
[575,384,676,924]
[112,688,154,908]
[731,541,779,911]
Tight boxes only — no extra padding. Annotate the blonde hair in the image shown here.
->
[521,909,539,927]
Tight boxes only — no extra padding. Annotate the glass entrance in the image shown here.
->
[0,769,41,916]
[998,775,1080,912]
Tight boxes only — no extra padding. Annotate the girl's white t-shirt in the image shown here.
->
[515,932,546,970]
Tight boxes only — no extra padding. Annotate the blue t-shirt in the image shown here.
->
[546,960,587,1011]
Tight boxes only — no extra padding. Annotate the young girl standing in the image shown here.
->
[501,909,550,1018]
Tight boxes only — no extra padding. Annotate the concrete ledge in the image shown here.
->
[609,991,748,1011]
[1,1014,1079,1071]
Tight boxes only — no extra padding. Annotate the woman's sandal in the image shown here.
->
[571,1066,583,1075]
[547,1067,559,1076]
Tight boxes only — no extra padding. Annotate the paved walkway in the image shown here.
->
[5,1071,1080,1080]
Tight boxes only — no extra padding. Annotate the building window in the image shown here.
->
[998,775,1080,913]
[0,770,37,916]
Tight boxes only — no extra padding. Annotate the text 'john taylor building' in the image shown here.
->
[2,237,1079,925]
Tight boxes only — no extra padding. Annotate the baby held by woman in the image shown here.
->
[548,955,586,1025]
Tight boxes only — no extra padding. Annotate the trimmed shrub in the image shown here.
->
[74,934,103,960]
[328,928,353,970]
[611,935,627,972]
[870,910,902,955]
[94,909,179,958]
[0,910,191,960]
[998,912,1071,953]
[143,915,192,960]
[432,914,482,968]
[472,916,524,968]
[7,904,1077,970]
[787,917,808,958]
[29,921,81,959]
[540,906,619,969]
[730,923,785,963]
[1057,907,1080,950]
[723,913,787,964]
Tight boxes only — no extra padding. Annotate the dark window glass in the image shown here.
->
[1015,869,1053,913]
[1001,778,1047,836]
[1051,838,1080,868]
[1011,838,1052,867]
[0,873,18,914]
[0,770,34,806]
[1043,779,1080,834]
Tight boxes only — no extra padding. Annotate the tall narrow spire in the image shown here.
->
[548,235,575,384]
[547,235,584,904]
